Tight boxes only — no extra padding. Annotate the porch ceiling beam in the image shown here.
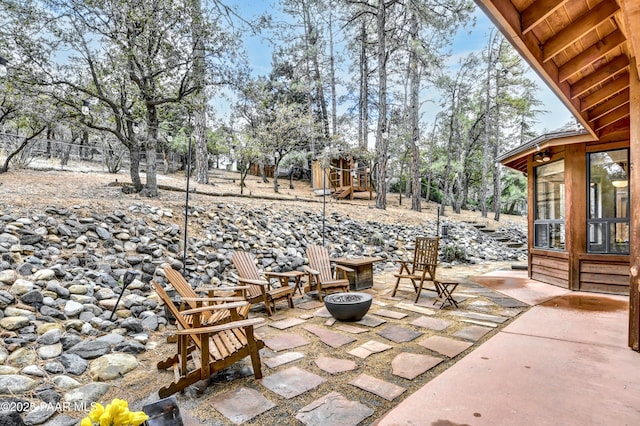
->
[594,104,630,131]
[619,0,640,78]
[474,0,597,139]
[558,30,626,83]
[580,71,630,111]
[571,55,629,99]
[597,116,630,138]
[521,0,569,35]
[542,0,620,63]
[587,90,630,122]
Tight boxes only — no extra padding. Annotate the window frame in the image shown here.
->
[533,159,566,251]
[586,148,630,255]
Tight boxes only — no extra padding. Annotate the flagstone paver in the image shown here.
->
[263,333,311,352]
[297,300,324,310]
[261,366,326,399]
[264,351,305,369]
[372,299,388,306]
[453,325,493,342]
[373,309,408,319]
[269,318,306,330]
[395,302,435,316]
[355,315,386,327]
[210,387,275,425]
[377,324,423,343]
[410,316,453,331]
[391,352,443,380]
[313,307,333,318]
[295,391,374,426]
[350,374,406,401]
[450,310,509,324]
[460,319,498,328]
[314,356,358,374]
[347,340,393,359]
[303,325,356,348]
[418,335,473,358]
[347,347,374,359]
[335,324,369,334]
[325,318,336,326]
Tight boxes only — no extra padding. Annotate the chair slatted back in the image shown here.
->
[164,266,200,307]
[231,251,263,300]
[151,280,195,332]
[307,245,334,282]
[411,237,439,279]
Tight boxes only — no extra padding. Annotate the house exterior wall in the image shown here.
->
[528,140,630,295]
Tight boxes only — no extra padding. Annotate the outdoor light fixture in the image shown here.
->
[441,223,450,238]
[0,57,7,77]
[81,100,90,116]
[110,270,137,320]
[535,150,551,163]
[132,122,140,135]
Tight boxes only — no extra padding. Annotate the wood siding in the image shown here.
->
[531,252,570,288]
[579,260,630,295]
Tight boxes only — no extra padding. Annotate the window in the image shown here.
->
[587,149,629,254]
[534,160,565,250]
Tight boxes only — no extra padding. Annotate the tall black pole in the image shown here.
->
[183,135,192,274]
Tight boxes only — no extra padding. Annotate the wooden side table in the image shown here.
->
[433,279,460,309]
[331,257,383,290]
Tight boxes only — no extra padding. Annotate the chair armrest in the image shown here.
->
[335,265,354,273]
[194,285,251,292]
[303,265,319,275]
[180,296,245,303]
[175,317,265,335]
[237,277,269,287]
[181,301,249,315]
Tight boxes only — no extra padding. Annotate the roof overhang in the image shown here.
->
[497,128,592,171]
[474,0,637,144]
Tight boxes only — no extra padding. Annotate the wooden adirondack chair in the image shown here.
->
[151,281,265,398]
[163,265,250,325]
[391,236,440,303]
[231,251,296,316]
[304,245,351,301]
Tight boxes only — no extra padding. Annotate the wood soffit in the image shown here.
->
[474,0,638,145]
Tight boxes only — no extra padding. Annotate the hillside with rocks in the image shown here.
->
[0,168,527,425]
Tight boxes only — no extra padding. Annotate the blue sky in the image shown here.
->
[228,1,574,136]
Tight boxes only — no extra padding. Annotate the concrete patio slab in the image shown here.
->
[378,273,640,425]
[503,293,629,348]
[471,269,571,306]
[377,330,640,425]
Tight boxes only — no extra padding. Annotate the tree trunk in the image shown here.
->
[128,141,143,192]
[375,0,388,210]
[480,32,495,219]
[144,106,159,197]
[409,8,421,212]
[359,18,369,150]
[192,0,208,184]
[328,1,337,137]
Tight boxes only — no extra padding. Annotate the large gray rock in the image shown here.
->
[89,353,138,381]
[63,382,110,406]
[66,340,111,359]
[0,375,39,393]
[59,353,88,376]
